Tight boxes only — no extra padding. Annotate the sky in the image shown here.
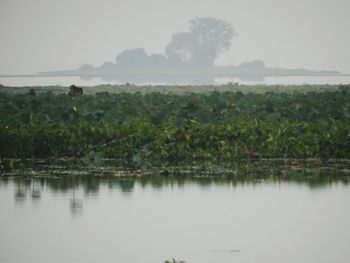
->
[0,0,350,74]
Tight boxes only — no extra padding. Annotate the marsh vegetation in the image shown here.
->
[1,84,350,171]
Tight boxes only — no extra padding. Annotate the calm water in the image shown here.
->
[1,75,350,86]
[0,174,350,263]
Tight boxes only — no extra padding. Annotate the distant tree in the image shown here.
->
[165,17,235,67]
[113,18,235,69]
[115,48,148,68]
[79,64,94,71]
[101,62,115,69]
[165,32,194,64]
[146,54,169,68]
[115,48,171,69]
[237,60,266,69]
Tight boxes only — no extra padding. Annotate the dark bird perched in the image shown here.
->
[68,85,83,97]
[28,88,36,96]
[68,85,83,112]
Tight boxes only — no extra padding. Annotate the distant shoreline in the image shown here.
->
[1,82,349,96]
[1,73,350,78]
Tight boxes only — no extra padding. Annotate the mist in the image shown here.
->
[1,0,350,75]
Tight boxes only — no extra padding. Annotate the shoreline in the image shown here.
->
[1,83,350,95]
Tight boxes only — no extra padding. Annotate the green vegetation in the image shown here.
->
[2,85,350,124]
[0,82,344,95]
[1,85,350,168]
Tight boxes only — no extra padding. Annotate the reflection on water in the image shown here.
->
[3,158,350,185]
[3,168,350,218]
[94,74,216,85]
[70,190,83,216]
[5,171,350,195]
[1,163,350,263]
[31,179,41,200]
[1,75,350,86]
[14,181,27,202]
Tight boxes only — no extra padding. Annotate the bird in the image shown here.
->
[68,85,83,97]
[68,85,83,111]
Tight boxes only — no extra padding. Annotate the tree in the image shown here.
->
[115,48,148,68]
[146,54,170,68]
[115,48,171,69]
[165,32,194,64]
[101,62,115,69]
[165,17,235,67]
[237,60,266,69]
[79,64,94,71]
[113,18,235,69]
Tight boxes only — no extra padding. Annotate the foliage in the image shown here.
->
[1,117,350,166]
[166,17,235,66]
[1,87,350,125]
[1,86,350,167]
[109,17,235,69]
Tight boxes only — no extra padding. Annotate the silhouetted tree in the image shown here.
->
[112,18,235,69]
[116,48,148,68]
[146,54,170,68]
[79,64,94,71]
[237,60,266,69]
[101,62,115,69]
[115,48,171,69]
[165,32,194,64]
[166,17,235,67]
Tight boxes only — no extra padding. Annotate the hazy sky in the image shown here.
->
[1,0,350,74]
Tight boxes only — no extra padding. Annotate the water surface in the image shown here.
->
[1,75,350,86]
[0,173,349,263]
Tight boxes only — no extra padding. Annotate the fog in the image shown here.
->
[1,0,350,75]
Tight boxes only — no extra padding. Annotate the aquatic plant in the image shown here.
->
[1,86,350,126]
[1,85,350,167]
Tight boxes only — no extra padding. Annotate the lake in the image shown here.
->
[1,75,350,86]
[1,167,350,263]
